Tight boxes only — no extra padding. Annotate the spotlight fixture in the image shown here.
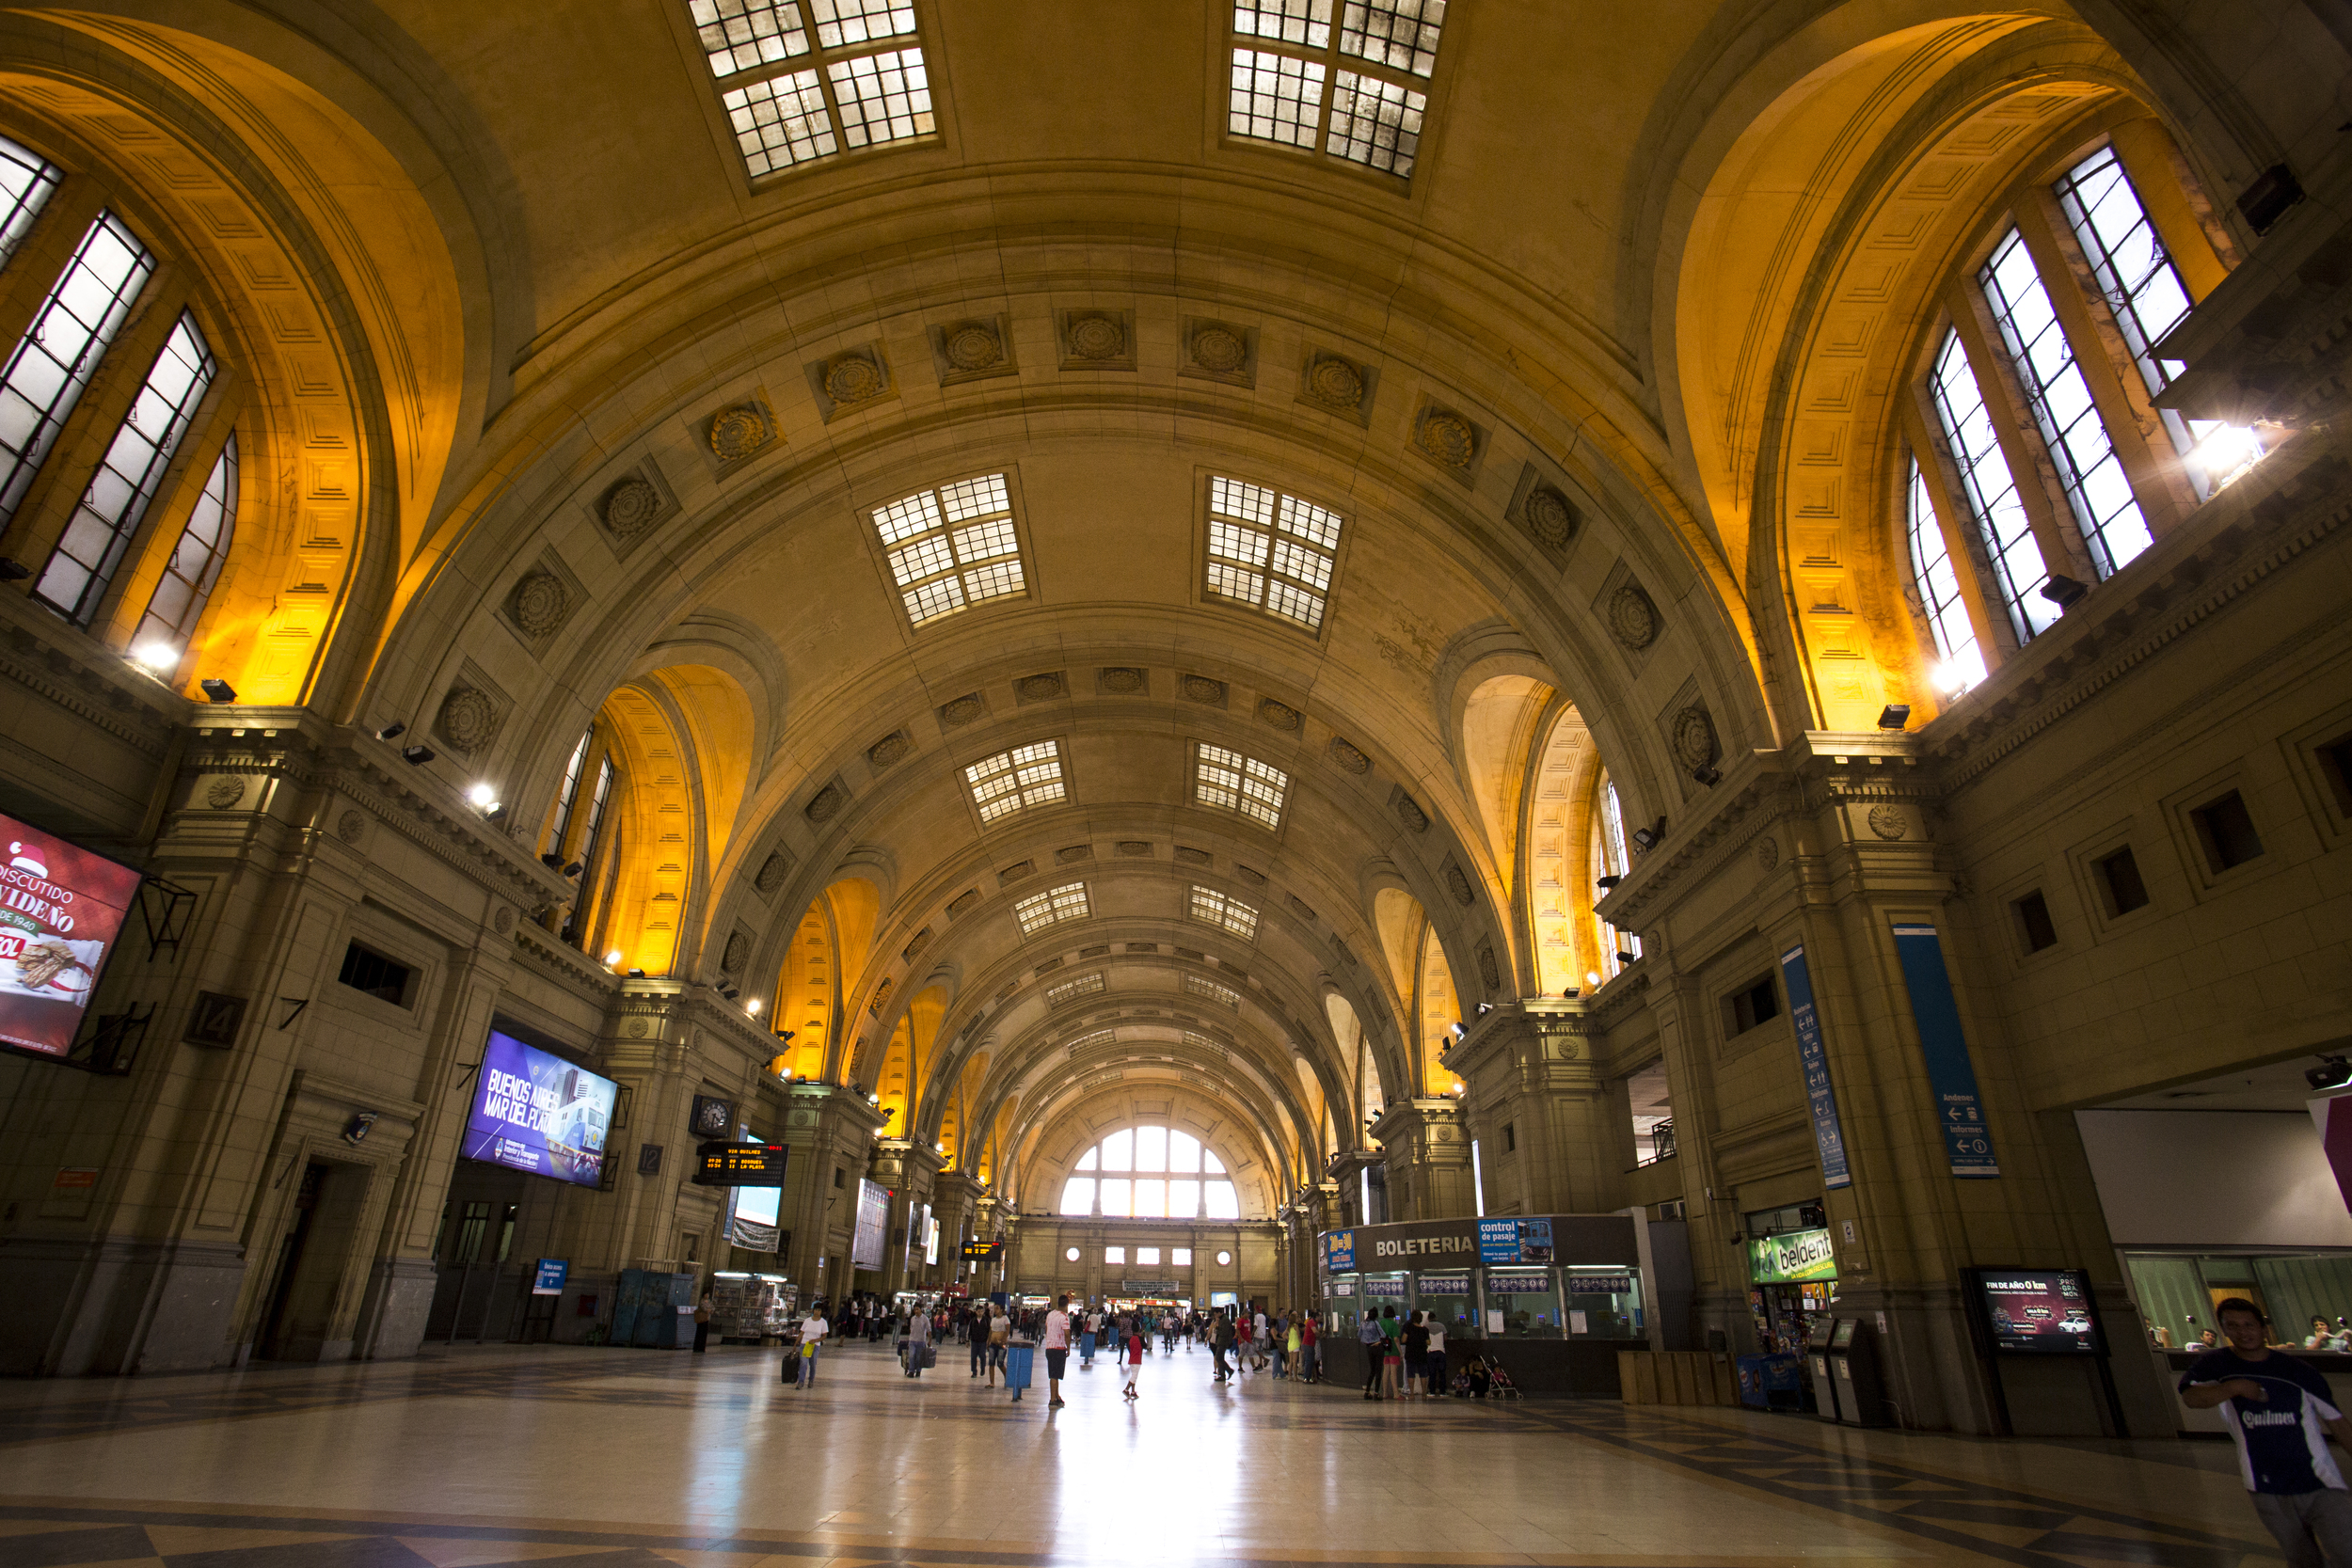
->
[199,677,237,703]
[1474,1003,1493,1018]
[400,744,436,766]
[773,1029,796,1042]
[563,861,582,878]
[720,986,739,1000]
[1877,704,1913,730]
[540,852,564,869]
[0,558,29,581]
[2308,1055,2352,1091]
[484,803,506,821]
[1584,971,1602,988]
[1597,875,1622,890]
[467,783,497,809]
[1616,950,1639,966]
[626,968,645,978]
[604,949,624,966]
[374,722,405,741]
[745,999,762,1016]
[2039,574,2090,610]
[1631,827,1660,850]
[1562,988,1580,999]
[1692,764,1721,786]
[131,642,179,673]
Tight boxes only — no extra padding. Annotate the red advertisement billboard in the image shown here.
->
[1968,1267,2104,1355]
[0,816,143,1061]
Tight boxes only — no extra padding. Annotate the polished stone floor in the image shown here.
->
[0,1337,2276,1566]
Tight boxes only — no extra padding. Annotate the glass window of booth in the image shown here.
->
[1486,1268,1560,1338]
[1413,1272,1476,1338]
[1564,1268,1644,1338]
[2125,1251,2352,1351]
[1325,1273,1359,1333]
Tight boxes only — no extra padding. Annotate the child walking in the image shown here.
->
[1122,1325,1146,1401]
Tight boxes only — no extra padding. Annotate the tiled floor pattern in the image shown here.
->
[0,1341,2280,1567]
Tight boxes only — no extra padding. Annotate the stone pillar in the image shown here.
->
[771,1079,883,1307]
[1442,1002,1626,1214]
[930,1170,981,1294]
[1371,1099,1473,1221]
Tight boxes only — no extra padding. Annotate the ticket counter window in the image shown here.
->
[1487,1270,1561,1338]
[1414,1273,1476,1338]
[1564,1269,1644,1338]
[1326,1275,1359,1335]
[1361,1275,1408,1328]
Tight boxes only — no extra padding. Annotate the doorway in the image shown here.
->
[257,1163,326,1359]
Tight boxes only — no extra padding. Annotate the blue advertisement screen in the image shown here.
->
[460,1030,617,1188]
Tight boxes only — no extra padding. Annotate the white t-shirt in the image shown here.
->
[1087,1311,1104,1334]
[1426,1323,1445,1353]
[990,1312,1009,1337]
[1043,1310,1070,1350]
[801,1314,828,1345]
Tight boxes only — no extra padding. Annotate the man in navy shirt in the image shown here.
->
[2181,1297,2352,1566]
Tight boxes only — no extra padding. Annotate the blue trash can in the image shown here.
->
[1004,1339,1036,1402]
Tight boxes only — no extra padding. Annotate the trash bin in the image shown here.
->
[1005,1338,1036,1402]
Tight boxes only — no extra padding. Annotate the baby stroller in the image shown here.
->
[1480,1353,1522,1400]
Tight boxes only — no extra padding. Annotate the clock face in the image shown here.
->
[691,1096,734,1136]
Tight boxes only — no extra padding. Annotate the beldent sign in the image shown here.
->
[1747,1227,1838,1283]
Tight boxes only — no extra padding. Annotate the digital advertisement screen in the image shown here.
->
[459,1030,617,1188]
[0,818,143,1062]
[851,1178,890,1271]
[727,1180,782,1252]
[1972,1268,2102,1354]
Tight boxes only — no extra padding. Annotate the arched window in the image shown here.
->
[1593,776,1642,981]
[135,436,238,654]
[540,725,622,952]
[1058,1125,1237,1218]
[1902,132,2253,685]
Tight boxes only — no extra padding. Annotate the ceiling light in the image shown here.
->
[627,968,645,978]
[2190,423,2265,487]
[1877,704,1912,730]
[375,722,405,740]
[199,678,237,703]
[131,642,179,673]
[604,949,623,966]
[1474,1003,1492,1017]
[1597,875,1621,889]
[746,998,762,1016]
[1585,971,1602,988]
[2039,574,2090,610]
[1931,652,1985,695]
[401,744,436,765]
[2308,1056,2352,1091]
[468,783,497,809]
[1616,950,1639,965]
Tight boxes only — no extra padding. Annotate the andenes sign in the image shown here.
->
[1747,1227,1837,1283]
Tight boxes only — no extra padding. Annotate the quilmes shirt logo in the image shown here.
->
[2242,1410,2303,1427]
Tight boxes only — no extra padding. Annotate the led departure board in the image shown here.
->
[693,1140,788,1187]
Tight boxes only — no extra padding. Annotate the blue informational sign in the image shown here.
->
[1419,1273,1471,1295]
[460,1031,618,1188]
[532,1259,569,1296]
[1779,943,1852,1191]
[1362,1276,1406,1298]
[1890,922,1999,1179]
[1323,1230,1355,1271]
[1478,1217,1521,1262]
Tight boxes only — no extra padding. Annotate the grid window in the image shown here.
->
[1194,741,1290,830]
[691,0,811,76]
[0,210,155,528]
[1979,230,2153,579]
[544,728,593,857]
[1013,880,1090,935]
[1904,454,1984,693]
[2053,145,2259,495]
[1228,0,1444,178]
[135,436,238,654]
[1205,476,1342,632]
[1184,974,1243,1009]
[1597,778,1642,979]
[0,134,61,269]
[1045,972,1105,1006]
[683,0,931,178]
[1189,885,1261,940]
[1068,1029,1118,1052]
[965,739,1066,823]
[1928,328,2054,642]
[36,312,216,626]
[870,473,1026,626]
[828,48,932,148]
[1060,1126,1236,1216]
[563,756,617,948]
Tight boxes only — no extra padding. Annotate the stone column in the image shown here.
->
[930,1169,981,1293]
[1442,1003,1624,1214]
[1371,1099,1474,1221]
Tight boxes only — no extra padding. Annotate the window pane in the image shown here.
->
[723,71,837,175]
[1929,328,2054,642]
[828,47,933,150]
[1205,1149,1226,1174]
[0,134,61,268]
[1905,454,1984,692]
[1059,1177,1094,1214]
[1229,48,1325,148]
[1172,1247,1193,1266]
[1169,1130,1202,1171]
[1136,1246,1160,1266]
[1234,0,1331,47]
[1338,0,1444,77]
[812,0,915,48]
[1076,1148,1098,1171]
[1169,1180,1201,1217]
[1100,1178,1132,1215]
[1134,1179,1168,1217]
[1206,1180,1240,1218]
[1327,71,1424,178]
[0,211,154,528]
[690,0,812,77]
[1104,1245,1126,1264]
[1136,1125,1168,1170]
[1102,1129,1133,1170]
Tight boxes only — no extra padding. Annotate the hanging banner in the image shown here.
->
[1890,922,1998,1179]
[1778,943,1852,1191]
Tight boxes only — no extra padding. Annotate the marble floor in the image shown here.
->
[0,1338,2280,1567]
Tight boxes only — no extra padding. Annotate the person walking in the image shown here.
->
[1424,1311,1447,1396]
[1299,1313,1320,1384]
[1360,1311,1388,1400]
[1404,1310,1431,1398]
[1042,1294,1072,1408]
[1122,1323,1145,1402]
[1281,1314,1299,1380]
[987,1303,1011,1387]
[2182,1296,2352,1567]
[1212,1309,1235,1383]
[691,1290,713,1354]
[1081,1306,1100,1369]
[794,1303,828,1389]
[904,1300,930,1379]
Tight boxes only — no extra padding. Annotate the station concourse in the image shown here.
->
[0,0,2347,1563]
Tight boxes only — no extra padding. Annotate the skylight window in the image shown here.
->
[1184,974,1243,1009]
[871,473,1026,626]
[135,436,239,654]
[1193,742,1290,830]
[0,134,61,269]
[1928,329,2054,643]
[1014,881,1089,935]
[965,740,1065,823]
[1068,1029,1118,1053]
[1045,973,1105,1006]
[1227,0,1444,180]
[688,0,932,178]
[1204,476,1343,631]
[1190,885,1261,941]
[0,210,154,529]
[1904,456,1984,694]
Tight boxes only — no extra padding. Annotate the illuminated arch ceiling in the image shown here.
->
[84,0,2233,1212]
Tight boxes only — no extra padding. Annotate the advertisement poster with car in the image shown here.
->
[1971,1267,2102,1354]
[459,1030,618,1188]
[0,819,143,1062]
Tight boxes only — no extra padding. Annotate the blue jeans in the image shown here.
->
[798,1346,818,1386]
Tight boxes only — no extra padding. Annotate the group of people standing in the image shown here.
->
[1358,1307,1452,1400]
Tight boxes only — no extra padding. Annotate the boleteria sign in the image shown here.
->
[0,816,143,1062]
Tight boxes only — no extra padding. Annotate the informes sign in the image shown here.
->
[532,1259,569,1296]
[1779,943,1852,1191]
[1479,1216,1554,1264]
[1890,922,1998,1179]
[850,1178,890,1271]
[460,1031,618,1188]
[1323,1230,1355,1272]
[0,819,142,1063]
[1970,1268,2103,1354]
[1747,1227,1838,1284]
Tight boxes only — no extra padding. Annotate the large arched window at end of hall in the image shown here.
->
[1059,1125,1238,1218]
